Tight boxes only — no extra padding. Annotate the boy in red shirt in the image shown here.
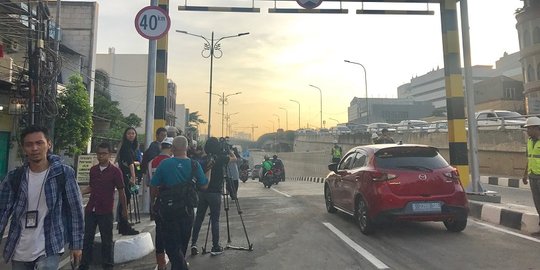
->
[79,142,129,270]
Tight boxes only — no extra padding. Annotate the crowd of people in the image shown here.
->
[0,125,249,270]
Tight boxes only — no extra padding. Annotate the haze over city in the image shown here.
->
[90,0,521,138]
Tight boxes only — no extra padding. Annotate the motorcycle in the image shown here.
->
[262,170,274,188]
[271,167,283,185]
[240,169,249,183]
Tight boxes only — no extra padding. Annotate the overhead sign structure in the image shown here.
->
[135,6,171,40]
[296,0,323,9]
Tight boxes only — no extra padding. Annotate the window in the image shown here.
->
[534,27,540,44]
[351,152,367,169]
[504,88,517,99]
[477,113,488,120]
[338,153,355,170]
[375,147,449,170]
[528,64,535,82]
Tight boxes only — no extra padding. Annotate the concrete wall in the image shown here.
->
[283,130,528,179]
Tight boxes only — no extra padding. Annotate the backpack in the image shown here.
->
[157,160,199,220]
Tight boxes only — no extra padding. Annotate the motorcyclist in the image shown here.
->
[261,155,273,177]
[239,159,249,171]
[271,154,285,182]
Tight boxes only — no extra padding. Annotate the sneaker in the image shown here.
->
[121,227,139,236]
[191,245,199,256]
[210,245,224,256]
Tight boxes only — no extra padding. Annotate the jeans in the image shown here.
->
[79,212,114,269]
[530,176,540,223]
[12,254,60,270]
[155,214,165,254]
[191,192,222,248]
[162,211,193,270]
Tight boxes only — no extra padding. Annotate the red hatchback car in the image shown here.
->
[324,144,468,234]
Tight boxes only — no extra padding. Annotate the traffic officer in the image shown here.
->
[331,141,342,163]
[522,116,540,231]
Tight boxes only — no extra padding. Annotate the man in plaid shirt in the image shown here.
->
[0,126,84,269]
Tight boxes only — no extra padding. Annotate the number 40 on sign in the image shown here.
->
[135,6,171,40]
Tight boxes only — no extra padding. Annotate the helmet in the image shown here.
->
[264,155,269,160]
[272,155,278,159]
[524,117,540,127]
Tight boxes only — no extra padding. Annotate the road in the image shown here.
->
[118,180,539,270]
[2,180,540,269]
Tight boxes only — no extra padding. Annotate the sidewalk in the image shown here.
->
[291,175,540,234]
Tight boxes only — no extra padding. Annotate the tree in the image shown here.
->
[188,111,206,127]
[124,113,142,128]
[54,74,93,155]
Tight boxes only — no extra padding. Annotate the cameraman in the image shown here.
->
[191,137,237,256]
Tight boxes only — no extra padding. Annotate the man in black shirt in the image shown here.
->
[190,137,236,256]
[141,127,167,175]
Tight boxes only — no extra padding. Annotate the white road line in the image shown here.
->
[471,219,540,244]
[271,187,292,197]
[323,222,390,269]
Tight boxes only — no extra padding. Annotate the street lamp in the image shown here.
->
[268,120,275,132]
[279,107,288,130]
[289,99,301,130]
[329,118,339,125]
[309,84,323,129]
[208,91,241,137]
[177,29,249,138]
[272,113,281,129]
[344,60,369,124]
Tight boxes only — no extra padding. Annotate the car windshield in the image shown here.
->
[374,147,449,170]
[497,111,525,121]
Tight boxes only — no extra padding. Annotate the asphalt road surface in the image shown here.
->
[2,180,540,269]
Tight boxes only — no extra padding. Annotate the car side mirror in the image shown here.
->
[328,163,338,173]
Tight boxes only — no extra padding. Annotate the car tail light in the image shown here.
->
[370,171,397,181]
[444,169,460,182]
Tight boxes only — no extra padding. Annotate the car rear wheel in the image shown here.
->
[324,186,337,213]
[356,197,375,235]
[444,215,467,232]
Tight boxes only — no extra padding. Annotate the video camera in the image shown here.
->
[218,137,233,154]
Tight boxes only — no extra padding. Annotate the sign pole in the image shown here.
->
[142,0,158,214]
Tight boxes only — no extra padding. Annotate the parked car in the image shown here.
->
[366,123,395,133]
[251,164,262,180]
[475,110,526,130]
[317,128,330,135]
[329,126,352,135]
[428,120,448,133]
[396,120,429,133]
[346,123,368,134]
[324,144,468,234]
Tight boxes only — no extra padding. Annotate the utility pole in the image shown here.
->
[237,124,258,141]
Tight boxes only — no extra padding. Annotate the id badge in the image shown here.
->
[25,210,38,228]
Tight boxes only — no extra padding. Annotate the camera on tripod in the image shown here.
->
[218,137,233,154]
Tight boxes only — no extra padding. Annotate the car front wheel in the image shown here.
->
[356,197,375,235]
[324,186,337,213]
[444,215,467,232]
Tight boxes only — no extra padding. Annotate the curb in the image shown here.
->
[480,175,529,190]
[290,176,325,183]
[469,201,540,233]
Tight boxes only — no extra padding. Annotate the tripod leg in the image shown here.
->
[233,198,253,250]
[134,194,140,223]
[223,183,232,244]
[129,195,133,224]
[202,215,211,254]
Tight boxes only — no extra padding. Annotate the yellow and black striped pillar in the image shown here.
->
[154,0,169,133]
[440,0,470,188]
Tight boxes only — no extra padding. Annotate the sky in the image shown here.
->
[85,0,522,139]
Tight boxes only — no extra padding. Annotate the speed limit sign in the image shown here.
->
[135,6,171,40]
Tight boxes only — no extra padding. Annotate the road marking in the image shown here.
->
[322,222,390,269]
[271,187,292,197]
[59,256,70,269]
[471,219,540,244]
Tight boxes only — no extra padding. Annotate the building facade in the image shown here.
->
[473,76,525,113]
[167,79,177,126]
[516,1,540,114]
[348,97,434,124]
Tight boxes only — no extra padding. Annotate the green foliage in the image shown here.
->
[124,113,142,128]
[54,74,93,155]
[188,111,206,127]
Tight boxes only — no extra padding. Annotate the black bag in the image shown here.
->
[157,160,199,219]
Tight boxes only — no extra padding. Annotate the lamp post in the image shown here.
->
[344,60,369,124]
[309,84,323,129]
[208,91,241,137]
[272,113,281,129]
[290,99,301,130]
[279,107,288,130]
[268,120,275,132]
[177,30,249,138]
[329,118,339,125]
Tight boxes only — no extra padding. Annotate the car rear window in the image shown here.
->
[374,147,449,170]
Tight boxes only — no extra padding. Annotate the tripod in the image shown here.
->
[201,159,253,254]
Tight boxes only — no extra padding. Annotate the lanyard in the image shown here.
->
[27,168,50,211]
